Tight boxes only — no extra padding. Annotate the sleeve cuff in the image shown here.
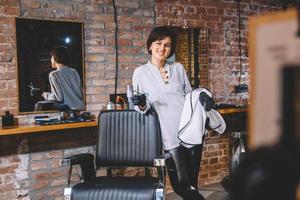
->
[134,100,151,114]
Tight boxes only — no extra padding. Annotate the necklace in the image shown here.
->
[151,60,169,84]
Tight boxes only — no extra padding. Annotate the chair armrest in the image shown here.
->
[154,153,172,167]
[64,187,72,200]
[62,153,94,166]
[60,153,96,184]
[154,153,172,187]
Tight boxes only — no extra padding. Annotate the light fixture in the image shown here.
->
[64,36,71,44]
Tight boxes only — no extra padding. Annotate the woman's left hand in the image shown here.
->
[199,92,215,111]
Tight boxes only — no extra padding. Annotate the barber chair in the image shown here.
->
[61,110,170,200]
[34,100,59,111]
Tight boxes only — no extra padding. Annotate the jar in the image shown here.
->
[106,102,115,110]
[2,111,14,127]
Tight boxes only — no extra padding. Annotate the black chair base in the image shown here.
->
[71,177,162,200]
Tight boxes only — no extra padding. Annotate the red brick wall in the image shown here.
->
[0,0,19,115]
[0,0,154,118]
[0,0,280,118]
[156,0,280,104]
[0,0,281,199]
[155,0,280,186]
[0,128,97,200]
[0,0,280,117]
[0,1,154,199]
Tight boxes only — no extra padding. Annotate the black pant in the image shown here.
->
[166,144,205,200]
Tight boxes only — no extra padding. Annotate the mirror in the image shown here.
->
[169,27,210,88]
[16,18,84,113]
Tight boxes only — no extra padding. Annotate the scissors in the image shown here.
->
[27,82,34,89]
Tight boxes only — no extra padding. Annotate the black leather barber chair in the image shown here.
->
[61,110,170,200]
[34,100,60,111]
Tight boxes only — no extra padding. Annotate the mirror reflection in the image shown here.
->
[16,18,84,113]
[169,27,210,88]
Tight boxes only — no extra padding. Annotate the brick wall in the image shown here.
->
[156,0,280,104]
[0,0,280,118]
[0,0,154,118]
[0,0,282,199]
[155,0,280,186]
[0,127,96,200]
[0,1,154,199]
[0,0,19,116]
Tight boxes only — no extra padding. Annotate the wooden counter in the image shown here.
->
[220,108,248,132]
[0,108,246,136]
[218,107,247,115]
[0,121,97,136]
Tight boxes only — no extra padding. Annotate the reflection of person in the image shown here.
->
[131,26,210,200]
[31,45,84,110]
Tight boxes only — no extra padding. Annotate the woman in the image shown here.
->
[32,45,84,111]
[132,26,206,200]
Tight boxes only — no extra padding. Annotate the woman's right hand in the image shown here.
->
[131,94,146,107]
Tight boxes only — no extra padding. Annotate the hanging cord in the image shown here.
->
[112,0,119,94]
[297,0,300,36]
[237,0,242,85]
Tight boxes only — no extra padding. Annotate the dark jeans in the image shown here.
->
[166,144,205,200]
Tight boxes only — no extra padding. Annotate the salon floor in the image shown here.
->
[166,182,227,200]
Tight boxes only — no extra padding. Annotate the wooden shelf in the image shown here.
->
[0,108,246,136]
[0,121,97,136]
[218,107,248,115]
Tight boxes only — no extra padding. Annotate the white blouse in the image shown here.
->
[132,61,192,150]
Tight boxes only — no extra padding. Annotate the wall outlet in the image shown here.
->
[235,84,248,93]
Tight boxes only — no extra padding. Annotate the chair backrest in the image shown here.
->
[96,110,162,167]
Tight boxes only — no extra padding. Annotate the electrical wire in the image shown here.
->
[19,1,24,16]
[297,0,300,36]
[112,0,119,94]
[237,0,242,85]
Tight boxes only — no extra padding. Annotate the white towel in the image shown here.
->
[178,88,226,147]
[207,109,226,134]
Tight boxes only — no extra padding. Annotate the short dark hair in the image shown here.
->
[147,26,177,58]
[50,45,69,65]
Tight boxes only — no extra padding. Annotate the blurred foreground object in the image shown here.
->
[227,66,300,200]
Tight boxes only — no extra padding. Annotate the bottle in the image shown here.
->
[126,85,134,109]
[2,111,14,127]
